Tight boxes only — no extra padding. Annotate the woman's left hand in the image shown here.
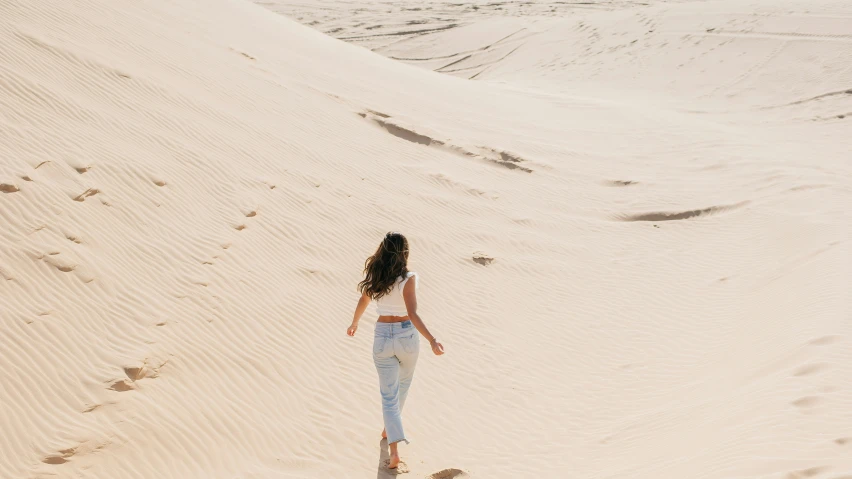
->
[346,324,358,336]
[430,339,445,356]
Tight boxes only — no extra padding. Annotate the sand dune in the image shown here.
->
[1,0,851,477]
[273,0,852,111]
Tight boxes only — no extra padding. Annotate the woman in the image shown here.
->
[347,232,445,469]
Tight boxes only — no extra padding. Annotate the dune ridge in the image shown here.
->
[2,0,851,477]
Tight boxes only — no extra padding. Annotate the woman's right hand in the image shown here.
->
[430,339,444,356]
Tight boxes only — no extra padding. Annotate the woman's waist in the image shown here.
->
[376,314,410,323]
[374,319,415,335]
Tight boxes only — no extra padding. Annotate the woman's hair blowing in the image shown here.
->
[359,232,409,300]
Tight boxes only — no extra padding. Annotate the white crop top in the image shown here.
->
[375,272,418,316]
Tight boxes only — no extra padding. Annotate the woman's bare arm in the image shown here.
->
[347,292,371,336]
[403,277,444,355]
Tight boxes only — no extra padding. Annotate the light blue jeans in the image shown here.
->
[373,320,420,444]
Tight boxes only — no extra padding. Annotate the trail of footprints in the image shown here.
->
[6,160,179,468]
[33,170,267,468]
[790,335,840,411]
[40,359,168,466]
[238,207,258,231]
[784,335,851,478]
[4,160,172,285]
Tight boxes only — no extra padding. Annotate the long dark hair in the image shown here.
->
[358,232,409,299]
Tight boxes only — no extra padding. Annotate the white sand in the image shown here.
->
[1,0,851,477]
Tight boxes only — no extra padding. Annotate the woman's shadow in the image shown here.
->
[376,438,407,478]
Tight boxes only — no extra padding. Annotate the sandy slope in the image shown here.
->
[1,0,851,477]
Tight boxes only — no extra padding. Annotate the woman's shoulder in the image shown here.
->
[403,271,419,282]
[400,271,418,289]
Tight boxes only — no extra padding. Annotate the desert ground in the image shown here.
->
[1,0,851,477]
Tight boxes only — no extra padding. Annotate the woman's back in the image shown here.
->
[375,272,416,317]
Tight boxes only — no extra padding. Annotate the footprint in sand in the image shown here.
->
[382,459,410,474]
[1,182,20,193]
[791,395,824,409]
[42,447,76,465]
[472,252,494,266]
[793,363,828,377]
[73,187,100,202]
[808,335,841,346]
[783,465,829,478]
[429,468,469,479]
[109,379,135,392]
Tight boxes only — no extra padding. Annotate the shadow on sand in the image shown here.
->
[376,438,408,478]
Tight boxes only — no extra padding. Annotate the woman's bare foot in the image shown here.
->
[387,452,400,469]
[381,428,387,439]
